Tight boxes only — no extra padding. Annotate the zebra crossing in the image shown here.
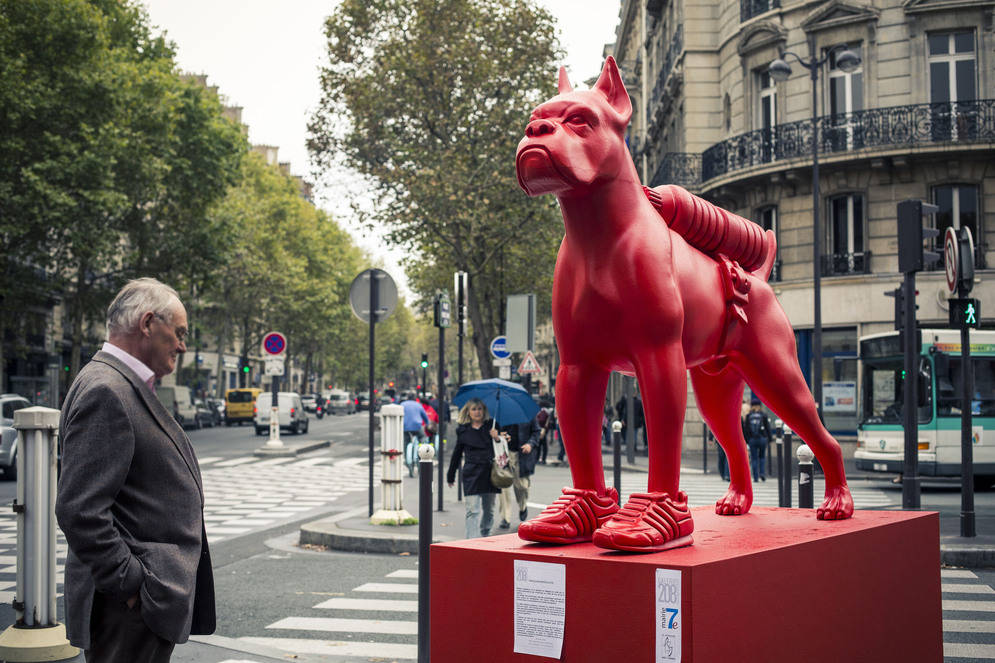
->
[942,568,995,661]
[605,466,900,510]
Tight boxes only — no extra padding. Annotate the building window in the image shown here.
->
[756,205,781,281]
[826,44,863,151]
[928,31,977,141]
[741,0,780,22]
[824,194,869,275]
[758,70,777,162]
[932,184,982,269]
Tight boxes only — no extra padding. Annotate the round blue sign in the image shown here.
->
[490,336,510,359]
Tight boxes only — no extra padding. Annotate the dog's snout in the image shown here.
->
[525,119,555,138]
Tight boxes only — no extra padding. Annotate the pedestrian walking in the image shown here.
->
[447,398,501,537]
[495,416,541,528]
[400,392,429,476]
[743,397,774,482]
[55,278,215,663]
[535,405,551,464]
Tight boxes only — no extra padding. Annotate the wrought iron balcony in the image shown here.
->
[649,153,702,188]
[821,251,872,276]
[741,0,780,22]
[650,26,683,107]
[701,100,995,184]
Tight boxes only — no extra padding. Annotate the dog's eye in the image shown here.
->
[565,114,587,126]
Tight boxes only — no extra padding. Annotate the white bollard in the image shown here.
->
[0,406,78,661]
[370,404,414,525]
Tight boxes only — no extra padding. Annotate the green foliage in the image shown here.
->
[309,0,564,377]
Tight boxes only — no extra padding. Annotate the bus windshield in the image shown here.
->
[860,358,932,425]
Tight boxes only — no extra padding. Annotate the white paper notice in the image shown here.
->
[513,560,565,658]
[655,568,682,663]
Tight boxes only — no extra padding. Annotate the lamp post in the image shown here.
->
[768,39,860,420]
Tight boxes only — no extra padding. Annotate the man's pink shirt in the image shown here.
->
[101,342,156,392]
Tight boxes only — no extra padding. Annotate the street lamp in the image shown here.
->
[768,41,861,420]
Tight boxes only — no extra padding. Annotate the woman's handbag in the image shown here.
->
[490,436,514,489]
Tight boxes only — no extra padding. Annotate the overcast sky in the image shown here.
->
[140,0,621,290]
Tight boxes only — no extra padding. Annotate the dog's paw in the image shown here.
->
[817,484,854,520]
[714,486,752,516]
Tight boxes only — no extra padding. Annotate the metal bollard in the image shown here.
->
[370,404,414,525]
[0,407,78,661]
[797,444,814,509]
[701,422,708,473]
[611,421,623,506]
[774,420,785,507]
[782,425,794,508]
[417,443,435,663]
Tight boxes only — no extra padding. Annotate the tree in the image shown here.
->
[309,0,564,378]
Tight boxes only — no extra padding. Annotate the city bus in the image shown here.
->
[854,329,995,487]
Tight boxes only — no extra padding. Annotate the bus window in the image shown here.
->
[861,359,932,425]
[935,357,995,417]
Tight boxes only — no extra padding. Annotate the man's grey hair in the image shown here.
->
[106,278,181,337]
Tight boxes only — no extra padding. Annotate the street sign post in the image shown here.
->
[490,336,510,360]
[260,331,287,449]
[518,350,542,375]
[264,356,285,376]
[261,331,287,356]
[349,269,399,517]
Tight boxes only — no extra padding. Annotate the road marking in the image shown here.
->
[944,619,995,633]
[352,582,418,594]
[252,458,298,466]
[942,570,978,579]
[313,597,417,612]
[213,457,258,467]
[197,457,223,465]
[943,642,995,659]
[943,600,995,612]
[267,616,417,635]
[386,570,418,579]
[943,583,995,594]
[239,637,415,660]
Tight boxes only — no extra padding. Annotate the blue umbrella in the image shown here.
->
[451,378,540,427]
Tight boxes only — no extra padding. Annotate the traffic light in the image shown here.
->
[897,200,940,273]
[949,298,981,329]
[420,353,429,369]
[885,287,919,331]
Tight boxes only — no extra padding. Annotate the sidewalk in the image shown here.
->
[301,447,995,567]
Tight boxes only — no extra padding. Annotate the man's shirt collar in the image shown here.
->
[102,341,156,392]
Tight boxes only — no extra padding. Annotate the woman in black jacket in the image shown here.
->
[447,398,501,537]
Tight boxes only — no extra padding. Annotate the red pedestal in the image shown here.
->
[430,507,941,662]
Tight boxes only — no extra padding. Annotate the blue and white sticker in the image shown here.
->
[655,568,681,662]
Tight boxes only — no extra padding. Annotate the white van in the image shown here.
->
[254,391,309,436]
[155,385,200,429]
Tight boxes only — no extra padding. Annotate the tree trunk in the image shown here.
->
[214,323,227,399]
[466,274,496,379]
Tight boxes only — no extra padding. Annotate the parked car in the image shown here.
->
[0,393,31,480]
[254,392,309,435]
[356,392,372,412]
[325,389,356,415]
[155,385,200,429]
[225,387,261,425]
[194,398,221,427]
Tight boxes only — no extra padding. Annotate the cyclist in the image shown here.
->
[401,392,429,476]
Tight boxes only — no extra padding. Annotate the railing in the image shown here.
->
[651,25,684,107]
[701,100,995,184]
[649,153,702,188]
[821,251,872,276]
[741,0,780,22]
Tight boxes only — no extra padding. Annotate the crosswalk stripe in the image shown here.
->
[943,583,995,594]
[943,642,995,658]
[944,619,995,633]
[353,582,418,594]
[251,457,298,466]
[313,597,418,612]
[943,570,979,579]
[197,457,223,465]
[944,600,995,612]
[212,456,258,467]
[239,637,415,659]
[267,616,417,635]
[386,570,418,579]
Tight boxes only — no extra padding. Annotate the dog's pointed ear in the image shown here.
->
[558,66,573,94]
[593,56,631,122]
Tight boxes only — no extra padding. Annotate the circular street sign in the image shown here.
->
[349,269,398,323]
[262,331,287,356]
[944,227,959,294]
[490,336,510,359]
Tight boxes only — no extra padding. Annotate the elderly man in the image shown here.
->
[56,278,214,663]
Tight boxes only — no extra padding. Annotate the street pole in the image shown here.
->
[438,323,446,512]
[960,322,975,536]
[902,272,920,509]
[809,35,824,423]
[368,275,378,518]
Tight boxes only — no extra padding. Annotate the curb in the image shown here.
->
[299,506,456,555]
[253,439,331,458]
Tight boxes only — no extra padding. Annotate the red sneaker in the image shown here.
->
[518,486,620,544]
[592,491,694,552]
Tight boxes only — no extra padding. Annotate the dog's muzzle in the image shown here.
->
[515,145,569,196]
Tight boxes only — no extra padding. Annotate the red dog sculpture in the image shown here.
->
[515,57,853,552]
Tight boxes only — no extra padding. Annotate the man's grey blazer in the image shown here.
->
[55,351,215,649]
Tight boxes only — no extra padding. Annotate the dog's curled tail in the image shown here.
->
[644,184,775,278]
